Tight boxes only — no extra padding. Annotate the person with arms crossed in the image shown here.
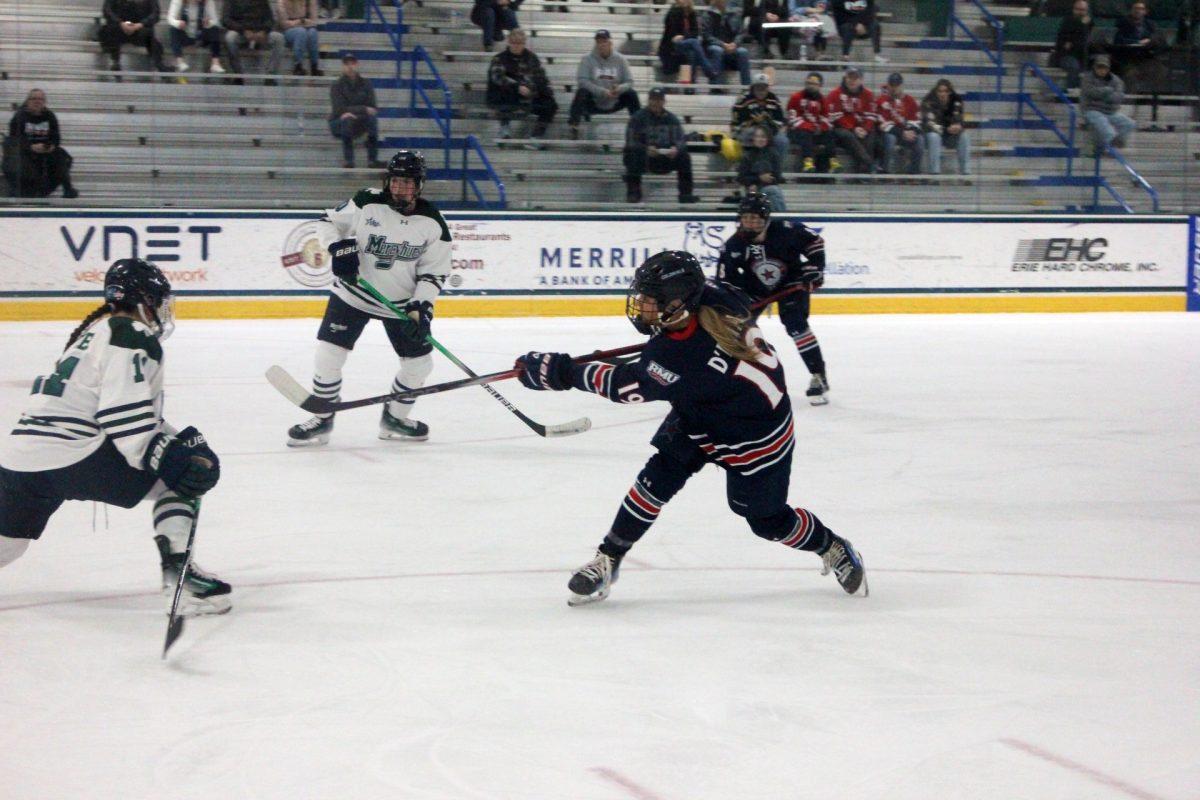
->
[287,151,452,447]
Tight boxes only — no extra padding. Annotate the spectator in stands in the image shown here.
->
[660,0,720,84]
[831,0,885,63]
[738,125,787,210]
[3,90,78,199]
[786,72,835,172]
[568,30,640,139]
[318,0,344,19]
[623,88,699,203]
[732,73,789,160]
[921,77,971,174]
[329,54,384,169]
[487,29,557,141]
[796,0,838,60]
[825,67,882,172]
[99,0,168,74]
[472,0,521,52]
[279,0,322,76]
[223,0,286,82]
[877,72,922,173]
[701,0,753,85]
[1051,0,1094,89]
[1112,0,1167,94]
[745,0,794,59]
[1080,54,1136,152]
[167,0,226,74]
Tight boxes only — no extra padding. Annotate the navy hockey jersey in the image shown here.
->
[569,283,794,476]
[716,219,825,300]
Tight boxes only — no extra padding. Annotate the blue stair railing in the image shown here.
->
[949,0,1005,92]
[462,135,507,209]
[1016,62,1078,175]
[409,45,454,153]
[1091,145,1160,212]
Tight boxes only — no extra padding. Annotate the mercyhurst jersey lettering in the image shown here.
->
[317,189,453,317]
[0,317,166,472]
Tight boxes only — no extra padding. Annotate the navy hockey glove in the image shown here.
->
[794,265,824,291]
[516,352,574,391]
[403,300,433,343]
[144,426,221,498]
[328,238,360,283]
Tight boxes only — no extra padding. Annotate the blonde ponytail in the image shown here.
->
[697,306,762,362]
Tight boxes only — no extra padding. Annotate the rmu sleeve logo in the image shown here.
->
[646,361,681,386]
[364,234,426,269]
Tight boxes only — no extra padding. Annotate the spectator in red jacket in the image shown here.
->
[824,67,882,173]
[876,72,923,174]
[786,72,834,173]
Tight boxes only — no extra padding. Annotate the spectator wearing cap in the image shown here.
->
[786,72,835,173]
[877,72,922,174]
[921,78,970,174]
[222,0,286,81]
[278,0,322,76]
[831,0,885,62]
[1051,0,1093,90]
[700,0,752,86]
[659,0,720,84]
[487,29,557,141]
[471,0,522,52]
[3,89,78,198]
[99,0,168,74]
[824,67,882,173]
[738,125,786,210]
[623,88,699,204]
[329,54,383,169]
[1079,54,1135,153]
[568,30,640,139]
[732,73,789,161]
[166,0,225,74]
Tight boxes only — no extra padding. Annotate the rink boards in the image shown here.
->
[1,210,1197,319]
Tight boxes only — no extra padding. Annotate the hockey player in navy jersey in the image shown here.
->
[716,192,831,405]
[515,250,866,606]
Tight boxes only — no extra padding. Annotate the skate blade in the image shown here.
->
[286,434,330,448]
[567,587,610,607]
[175,594,232,617]
[808,394,830,406]
[378,431,429,442]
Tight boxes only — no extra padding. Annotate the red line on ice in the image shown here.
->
[592,767,668,800]
[999,738,1167,800]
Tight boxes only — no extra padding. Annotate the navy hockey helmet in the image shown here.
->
[626,250,706,335]
[104,258,175,338]
[383,150,426,208]
[738,192,773,224]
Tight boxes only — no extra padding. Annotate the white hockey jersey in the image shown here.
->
[317,189,453,318]
[0,316,167,472]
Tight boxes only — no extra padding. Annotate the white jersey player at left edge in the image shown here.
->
[0,259,230,616]
[287,149,452,446]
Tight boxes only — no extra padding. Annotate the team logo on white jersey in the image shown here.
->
[364,234,426,268]
[365,217,382,227]
[646,361,680,386]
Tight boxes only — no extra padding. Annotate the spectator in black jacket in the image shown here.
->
[3,89,78,198]
[746,0,794,59]
[487,29,557,141]
[921,78,970,174]
[732,73,790,160]
[659,0,720,82]
[99,0,167,73]
[1112,0,1167,94]
[623,88,699,204]
[701,0,753,85]
[328,55,383,169]
[1052,0,1094,88]
[832,0,885,62]
[472,0,521,52]
[222,0,285,81]
[738,125,786,210]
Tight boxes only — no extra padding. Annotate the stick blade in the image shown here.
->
[265,365,334,414]
[162,615,185,659]
[539,417,592,438]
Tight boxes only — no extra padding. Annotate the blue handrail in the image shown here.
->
[364,0,404,57]
[1092,145,1160,212]
[461,135,507,208]
[1017,61,1077,175]
[410,45,454,152]
[948,0,1004,92]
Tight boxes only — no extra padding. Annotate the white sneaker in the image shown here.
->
[175,60,190,72]
[209,61,226,74]
[874,53,888,63]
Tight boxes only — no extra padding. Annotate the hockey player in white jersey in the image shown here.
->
[287,150,453,446]
[0,259,230,615]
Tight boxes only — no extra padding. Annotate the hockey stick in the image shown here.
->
[162,496,201,660]
[266,284,811,415]
[355,278,591,438]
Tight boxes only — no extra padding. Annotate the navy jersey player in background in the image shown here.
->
[717,192,831,405]
[515,251,865,606]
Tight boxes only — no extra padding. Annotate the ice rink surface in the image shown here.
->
[1,312,1198,800]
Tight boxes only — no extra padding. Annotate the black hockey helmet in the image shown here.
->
[738,192,773,224]
[104,258,175,337]
[383,150,425,208]
[626,250,706,335]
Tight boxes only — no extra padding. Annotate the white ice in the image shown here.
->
[1,312,1198,800]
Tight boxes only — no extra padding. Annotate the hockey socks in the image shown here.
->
[603,453,696,557]
[787,325,826,377]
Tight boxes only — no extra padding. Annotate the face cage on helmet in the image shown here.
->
[626,289,692,335]
[384,174,423,209]
[138,294,176,340]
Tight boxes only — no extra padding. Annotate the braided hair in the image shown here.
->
[64,304,112,352]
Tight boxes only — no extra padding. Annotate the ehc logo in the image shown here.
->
[1013,238,1108,262]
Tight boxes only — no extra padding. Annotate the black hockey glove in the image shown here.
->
[403,300,433,343]
[328,238,360,283]
[795,265,824,291]
[516,352,574,391]
[144,426,221,498]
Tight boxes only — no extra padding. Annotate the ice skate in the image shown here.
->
[287,414,334,447]
[820,535,867,596]
[806,372,829,405]
[155,536,232,616]
[379,407,429,441]
[567,549,621,606]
